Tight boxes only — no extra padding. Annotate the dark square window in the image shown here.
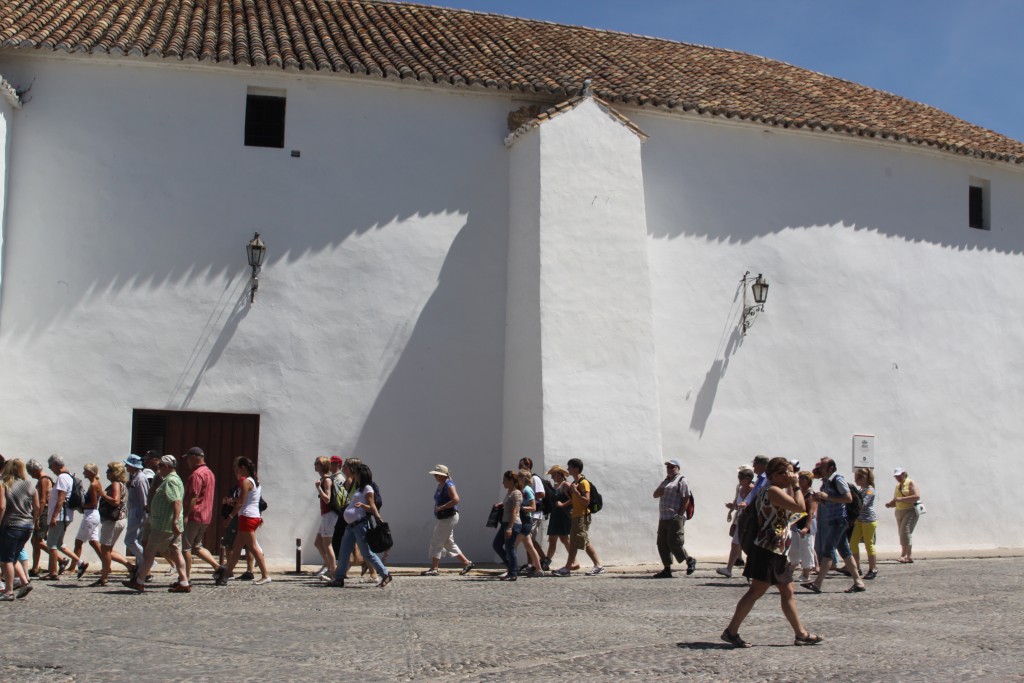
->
[245,94,286,148]
[968,185,985,229]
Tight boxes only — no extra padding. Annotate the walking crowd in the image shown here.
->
[1,447,924,648]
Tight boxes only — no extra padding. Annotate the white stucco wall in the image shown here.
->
[638,111,1024,555]
[0,54,512,563]
[1,50,1022,566]
[512,99,665,562]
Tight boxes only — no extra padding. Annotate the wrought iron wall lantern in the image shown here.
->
[741,271,769,335]
[246,232,267,303]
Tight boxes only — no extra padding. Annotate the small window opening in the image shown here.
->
[245,89,286,148]
[968,178,990,230]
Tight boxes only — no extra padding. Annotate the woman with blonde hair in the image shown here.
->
[71,463,104,580]
[313,456,337,580]
[92,461,131,586]
[1,459,39,599]
[717,466,755,578]
[850,468,878,580]
[788,471,818,582]
[544,465,573,570]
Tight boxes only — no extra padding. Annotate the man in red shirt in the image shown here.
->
[182,447,219,582]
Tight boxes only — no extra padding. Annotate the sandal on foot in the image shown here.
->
[721,629,751,648]
[844,584,866,593]
[801,582,822,593]
[794,632,823,646]
[88,579,108,587]
[377,574,393,589]
[459,563,474,576]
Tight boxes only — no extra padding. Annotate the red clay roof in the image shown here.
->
[1,0,1021,164]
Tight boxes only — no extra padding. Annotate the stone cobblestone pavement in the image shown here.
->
[1,554,1022,682]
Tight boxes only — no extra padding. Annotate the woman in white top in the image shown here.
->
[214,457,270,585]
[71,463,104,580]
[326,462,391,589]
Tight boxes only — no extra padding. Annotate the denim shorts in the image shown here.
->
[818,519,852,560]
[0,525,33,563]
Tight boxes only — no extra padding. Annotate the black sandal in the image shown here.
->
[844,584,866,593]
[794,632,823,646]
[721,629,751,648]
[377,574,392,589]
[801,582,822,593]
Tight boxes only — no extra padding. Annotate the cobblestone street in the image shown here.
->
[2,555,1021,682]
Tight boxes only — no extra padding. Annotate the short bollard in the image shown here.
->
[286,538,304,575]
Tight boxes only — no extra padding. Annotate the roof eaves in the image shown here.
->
[504,92,648,147]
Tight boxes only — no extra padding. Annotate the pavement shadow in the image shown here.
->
[676,642,734,650]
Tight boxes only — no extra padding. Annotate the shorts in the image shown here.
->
[570,515,591,551]
[182,520,209,552]
[99,519,126,547]
[319,511,338,538]
[46,521,69,550]
[818,519,852,560]
[0,525,33,563]
[238,516,262,533]
[742,544,793,586]
[75,510,101,543]
[33,517,49,541]
[147,529,180,555]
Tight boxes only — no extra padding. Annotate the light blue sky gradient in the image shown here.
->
[430,0,1023,143]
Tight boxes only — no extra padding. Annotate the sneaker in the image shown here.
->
[238,572,255,581]
[551,567,571,577]
[326,578,345,587]
[864,570,877,580]
[319,573,335,583]
[168,584,191,593]
[76,562,89,580]
[518,563,532,575]
[16,583,33,599]
[314,566,328,578]
[585,566,605,576]
[420,569,440,576]
[686,557,697,575]
[652,568,673,579]
[715,567,733,578]
[0,593,14,601]
[459,563,474,576]
[253,577,272,586]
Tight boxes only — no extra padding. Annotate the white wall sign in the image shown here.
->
[852,435,875,469]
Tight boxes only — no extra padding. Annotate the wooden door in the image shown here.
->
[131,409,260,552]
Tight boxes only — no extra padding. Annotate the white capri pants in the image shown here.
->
[788,519,817,570]
[428,512,464,560]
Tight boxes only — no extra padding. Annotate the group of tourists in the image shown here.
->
[0,448,272,598]
[3,444,923,651]
[717,454,923,648]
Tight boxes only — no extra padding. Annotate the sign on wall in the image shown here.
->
[852,434,875,469]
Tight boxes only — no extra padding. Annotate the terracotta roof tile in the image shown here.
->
[0,0,1021,163]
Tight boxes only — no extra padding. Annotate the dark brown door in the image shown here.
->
[131,409,260,552]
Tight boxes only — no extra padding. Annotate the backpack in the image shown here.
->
[329,473,348,514]
[845,481,864,530]
[736,489,763,555]
[370,481,383,511]
[540,479,557,517]
[581,477,602,514]
[65,474,87,512]
[683,491,695,520]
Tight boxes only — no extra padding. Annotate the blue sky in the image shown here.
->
[431,1,1024,143]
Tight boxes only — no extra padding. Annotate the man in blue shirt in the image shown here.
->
[802,457,865,594]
